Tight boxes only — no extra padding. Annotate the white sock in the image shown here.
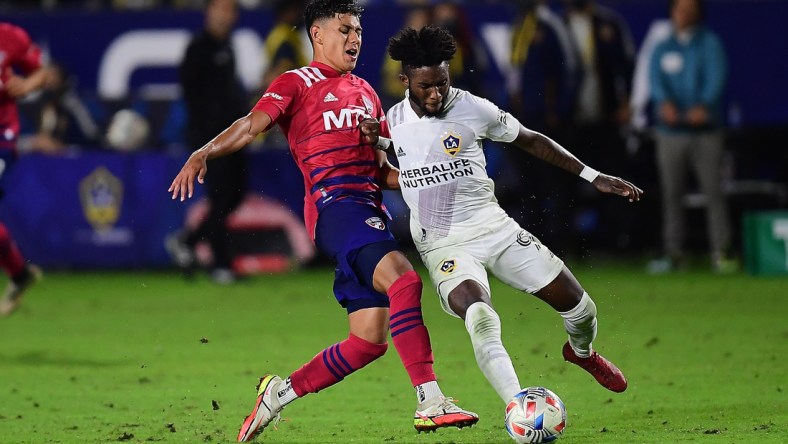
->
[276,377,299,406]
[465,302,521,402]
[559,292,597,358]
[415,380,443,405]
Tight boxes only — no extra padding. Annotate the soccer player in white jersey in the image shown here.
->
[372,25,643,402]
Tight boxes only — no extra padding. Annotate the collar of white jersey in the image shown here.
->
[404,87,461,120]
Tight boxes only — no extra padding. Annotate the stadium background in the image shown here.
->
[1,2,787,443]
[1,0,787,270]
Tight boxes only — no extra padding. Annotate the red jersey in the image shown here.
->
[0,23,42,150]
[252,61,391,237]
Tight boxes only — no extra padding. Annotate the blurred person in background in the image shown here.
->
[432,2,484,95]
[257,0,308,148]
[629,18,672,136]
[18,62,105,154]
[168,1,478,440]
[260,0,308,90]
[165,0,250,284]
[561,0,635,252]
[562,0,634,135]
[503,0,581,256]
[0,22,46,316]
[379,5,431,109]
[647,0,732,273]
[510,0,579,134]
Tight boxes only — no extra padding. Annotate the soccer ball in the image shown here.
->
[505,387,567,443]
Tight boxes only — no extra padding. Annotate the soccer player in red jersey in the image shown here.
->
[168,1,478,440]
[0,22,46,316]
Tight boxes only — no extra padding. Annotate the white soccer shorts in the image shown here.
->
[419,218,564,318]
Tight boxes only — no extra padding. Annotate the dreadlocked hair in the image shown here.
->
[388,25,457,69]
[304,0,364,37]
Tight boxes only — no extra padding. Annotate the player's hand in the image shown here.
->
[358,117,381,145]
[685,105,708,127]
[168,152,208,201]
[4,75,33,98]
[660,101,680,126]
[592,174,643,203]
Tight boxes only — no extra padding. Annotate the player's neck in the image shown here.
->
[312,57,347,75]
[409,98,427,119]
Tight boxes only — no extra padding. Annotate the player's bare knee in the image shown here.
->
[448,280,489,318]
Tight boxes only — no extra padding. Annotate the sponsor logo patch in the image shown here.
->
[498,109,507,125]
[365,217,385,230]
[516,230,532,247]
[323,92,338,102]
[262,92,283,100]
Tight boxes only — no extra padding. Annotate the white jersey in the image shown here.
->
[387,88,521,251]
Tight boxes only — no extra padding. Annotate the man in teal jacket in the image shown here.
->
[648,0,732,273]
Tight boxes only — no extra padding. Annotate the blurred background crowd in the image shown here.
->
[1,0,786,280]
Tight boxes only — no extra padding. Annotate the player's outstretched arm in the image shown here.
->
[513,125,643,202]
[168,110,272,201]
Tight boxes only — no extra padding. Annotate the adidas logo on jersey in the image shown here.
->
[396,146,406,157]
[324,92,338,102]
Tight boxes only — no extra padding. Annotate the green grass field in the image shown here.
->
[0,263,786,443]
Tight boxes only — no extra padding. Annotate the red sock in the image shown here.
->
[0,223,26,278]
[290,333,387,396]
[388,271,436,386]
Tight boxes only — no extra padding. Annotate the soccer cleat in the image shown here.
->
[164,231,196,277]
[413,396,479,432]
[210,268,237,285]
[562,341,628,393]
[237,375,284,442]
[0,264,42,316]
[165,232,195,268]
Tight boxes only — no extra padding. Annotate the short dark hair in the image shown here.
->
[669,0,705,20]
[388,25,457,70]
[303,0,364,41]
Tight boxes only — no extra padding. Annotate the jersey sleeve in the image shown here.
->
[470,94,520,143]
[251,71,302,123]
[10,26,42,74]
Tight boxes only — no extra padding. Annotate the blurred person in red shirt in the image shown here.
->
[0,22,47,316]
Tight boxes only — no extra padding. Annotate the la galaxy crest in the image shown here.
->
[440,259,456,274]
[79,167,123,231]
[442,132,461,156]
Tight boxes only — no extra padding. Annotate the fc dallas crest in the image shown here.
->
[365,217,385,230]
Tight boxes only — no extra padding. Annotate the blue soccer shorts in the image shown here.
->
[314,200,400,313]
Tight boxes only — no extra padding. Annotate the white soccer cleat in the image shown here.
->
[0,264,42,316]
[414,396,479,432]
[237,375,284,442]
[164,231,195,269]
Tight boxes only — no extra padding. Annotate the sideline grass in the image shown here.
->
[0,264,786,443]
